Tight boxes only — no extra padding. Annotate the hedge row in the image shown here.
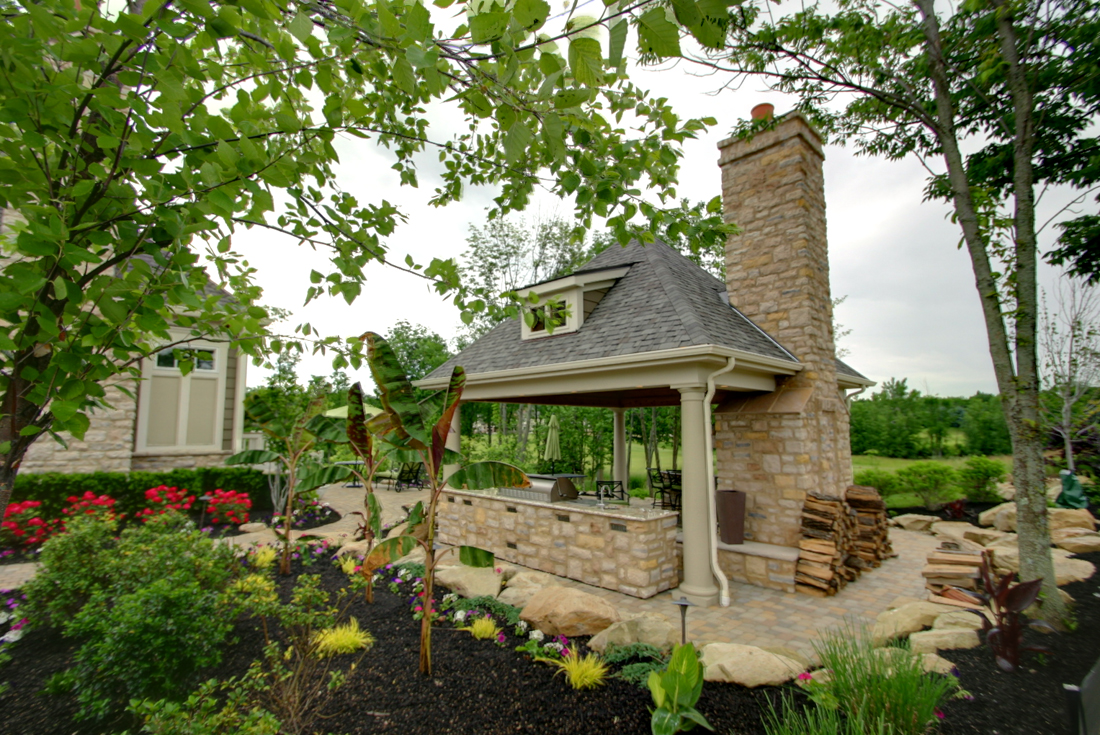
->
[12,467,271,519]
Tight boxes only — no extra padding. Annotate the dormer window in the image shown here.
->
[517,265,631,341]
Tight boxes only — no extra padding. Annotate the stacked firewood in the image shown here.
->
[795,493,860,597]
[846,485,894,565]
[923,539,985,609]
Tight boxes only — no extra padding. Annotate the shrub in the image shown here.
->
[129,678,282,735]
[462,616,502,640]
[550,651,609,690]
[208,489,251,525]
[136,486,196,521]
[314,618,374,656]
[0,500,58,548]
[62,491,120,521]
[957,457,1008,502]
[895,461,960,510]
[604,643,668,688]
[250,545,278,570]
[852,469,902,496]
[764,695,890,735]
[24,515,118,628]
[811,625,956,735]
[647,642,712,734]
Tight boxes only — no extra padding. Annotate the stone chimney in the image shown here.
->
[713,110,853,549]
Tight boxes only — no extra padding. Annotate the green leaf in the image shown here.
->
[647,671,666,709]
[553,88,590,108]
[372,535,418,563]
[568,37,603,85]
[404,2,432,41]
[671,0,701,28]
[225,449,282,465]
[367,492,383,537]
[297,464,352,493]
[470,11,509,43]
[288,12,313,42]
[513,0,550,30]
[542,113,565,161]
[406,44,439,69]
[637,8,681,57]
[364,332,429,449]
[650,709,682,735]
[304,413,348,443]
[444,461,530,490]
[608,19,628,66]
[346,382,374,461]
[206,16,236,38]
[458,545,494,567]
[393,57,417,95]
[407,500,426,528]
[503,121,533,164]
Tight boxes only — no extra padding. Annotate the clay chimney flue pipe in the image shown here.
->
[750,103,775,121]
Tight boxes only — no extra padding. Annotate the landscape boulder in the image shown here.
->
[699,643,805,687]
[435,565,503,599]
[1052,529,1100,554]
[587,613,677,653]
[238,522,268,533]
[978,502,1015,528]
[908,628,981,654]
[872,601,956,645]
[989,546,1095,585]
[520,586,621,637]
[988,505,1096,533]
[497,571,556,608]
[932,611,984,630]
[891,514,940,533]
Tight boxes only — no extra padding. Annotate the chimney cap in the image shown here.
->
[751,103,775,121]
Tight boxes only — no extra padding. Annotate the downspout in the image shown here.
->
[704,357,737,607]
[843,385,869,409]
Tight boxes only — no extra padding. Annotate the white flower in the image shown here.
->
[0,612,10,625]
[545,641,564,652]
[1,628,23,643]
[443,593,457,604]
[529,629,544,641]
[516,620,528,633]
[453,610,467,624]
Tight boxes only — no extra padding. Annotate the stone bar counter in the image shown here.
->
[437,488,681,598]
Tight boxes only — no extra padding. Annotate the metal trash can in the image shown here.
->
[716,489,746,545]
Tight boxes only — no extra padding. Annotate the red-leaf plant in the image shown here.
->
[977,550,1055,672]
[360,332,530,676]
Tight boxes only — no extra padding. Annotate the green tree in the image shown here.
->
[0,0,731,520]
[383,320,452,401]
[687,0,1100,623]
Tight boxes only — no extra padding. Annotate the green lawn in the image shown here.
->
[852,454,1014,474]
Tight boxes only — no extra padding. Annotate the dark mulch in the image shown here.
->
[3,550,1098,735]
[937,549,1100,734]
[888,501,1005,524]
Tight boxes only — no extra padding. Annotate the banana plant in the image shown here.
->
[648,643,714,735]
[359,331,530,676]
[341,381,391,603]
[226,391,349,575]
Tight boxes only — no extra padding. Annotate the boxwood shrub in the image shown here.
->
[11,467,270,519]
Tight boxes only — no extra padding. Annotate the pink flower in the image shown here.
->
[797,672,813,682]
[935,710,945,720]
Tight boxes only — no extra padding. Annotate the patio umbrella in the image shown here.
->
[543,415,562,473]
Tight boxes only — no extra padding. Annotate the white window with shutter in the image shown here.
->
[136,335,228,454]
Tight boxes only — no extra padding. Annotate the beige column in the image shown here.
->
[676,387,719,606]
[612,408,627,486]
[443,402,462,481]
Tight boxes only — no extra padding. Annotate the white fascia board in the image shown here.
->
[414,345,801,391]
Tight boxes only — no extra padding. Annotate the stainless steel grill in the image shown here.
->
[498,474,581,503]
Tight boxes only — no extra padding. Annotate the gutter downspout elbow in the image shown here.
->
[705,357,737,607]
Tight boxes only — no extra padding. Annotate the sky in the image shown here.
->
[233,37,1081,400]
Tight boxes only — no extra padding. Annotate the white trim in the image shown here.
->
[136,331,228,454]
[233,350,247,452]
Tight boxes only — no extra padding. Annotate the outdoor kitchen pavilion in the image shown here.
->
[415,238,872,606]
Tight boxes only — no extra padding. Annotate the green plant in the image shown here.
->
[895,462,960,510]
[550,651,609,690]
[127,678,282,735]
[605,642,669,688]
[812,625,955,735]
[23,514,117,628]
[251,546,278,571]
[647,643,714,735]
[958,457,1008,502]
[453,595,522,627]
[314,619,374,657]
[462,617,503,641]
[852,469,902,496]
[763,695,890,735]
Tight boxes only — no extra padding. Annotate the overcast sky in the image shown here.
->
[233,46,1079,399]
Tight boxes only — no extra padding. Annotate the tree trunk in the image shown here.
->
[649,408,661,472]
[1062,397,1076,473]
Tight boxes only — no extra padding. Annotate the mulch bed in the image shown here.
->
[2,549,1097,735]
[888,502,1005,524]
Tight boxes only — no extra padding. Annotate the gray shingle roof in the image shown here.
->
[425,240,801,380]
[835,357,870,382]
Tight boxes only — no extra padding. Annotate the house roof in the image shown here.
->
[835,357,871,383]
[426,239,803,380]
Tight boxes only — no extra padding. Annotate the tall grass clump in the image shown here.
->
[764,695,891,735]
[812,625,955,735]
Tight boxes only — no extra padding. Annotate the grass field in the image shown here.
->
[852,454,1014,474]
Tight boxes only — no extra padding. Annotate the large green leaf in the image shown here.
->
[297,463,352,493]
[608,19,628,66]
[648,670,666,709]
[243,394,287,434]
[407,500,426,528]
[650,709,683,735]
[444,461,530,490]
[366,492,383,538]
[363,332,428,449]
[458,545,494,568]
[304,413,348,443]
[637,7,681,58]
[430,366,465,477]
[513,0,550,30]
[346,382,374,465]
[225,449,281,465]
[568,36,603,85]
[366,534,419,568]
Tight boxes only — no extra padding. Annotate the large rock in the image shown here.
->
[520,586,621,637]
[932,611,985,630]
[935,534,986,553]
[238,522,268,533]
[978,502,1015,528]
[909,628,981,654]
[989,505,1097,533]
[435,565,503,599]
[1055,531,1100,554]
[588,613,677,653]
[931,521,980,540]
[985,534,1019,551]
[872,601,956,645]
[336,538,372,558]
[699,643,805,687]
[989,546,1095,585]
[497,571,557,608]
[892,514,940,532]
[921,653,959,676]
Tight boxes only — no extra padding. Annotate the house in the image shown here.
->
[0,210,249,474]
[416,109,874,605]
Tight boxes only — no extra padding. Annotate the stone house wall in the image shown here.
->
[20,382,137,474]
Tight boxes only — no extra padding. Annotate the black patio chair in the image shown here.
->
[664,471,683,512]
[595,479,626,502]
[648,468,674,509]
[394,462,425,492]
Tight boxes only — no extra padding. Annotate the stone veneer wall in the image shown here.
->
[131,451,234,471]
[716,546,798,593]
[714,113,854,551]
[20,382,137,474]
[437,489,681,598]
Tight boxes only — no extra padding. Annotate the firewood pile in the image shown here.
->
[795,486,894,598]
[923,539,985,609]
